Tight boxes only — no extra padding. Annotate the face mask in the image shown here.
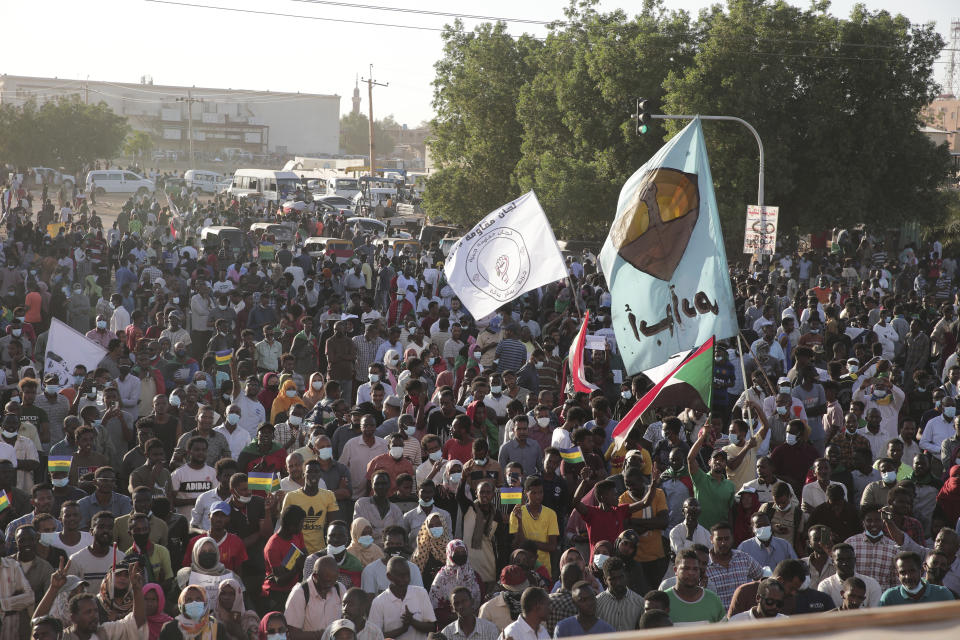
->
[267,634,287,640]
[52,477,69,488]
[198,552,218,569]
[317,447,333,460]
[776,406,788,416]
[1,429,18,439]
[369,374,380,384]
[429,526,444,538]
[74,375,84,385]
[448,472,462,485]
[196,380,208,391]
[310,380,324,392]
[778,385,791,394]
[285,389,296,398]
[728,433,740,446]
[902,579,925,595]
[621,390,632,400]
[534,360,543,369]
[882,471,897,484]
[170,395,181,407]
[289,415,303,426]
[428,450,443,462]
[172,297,180,304]
[873,389,888,399]
[775,502,792,513]
[491,385,502,394]
[785,433,798,445]
[183,601,206,621]
[390,446,404,459]
[327,544,345,555]
[39,532,59,546]
[593,554,610,570]
[358,535,374,547]
[225,413,240,426]
[11,329,21,337]
[474,457,487,467]
[96,320,107,329]
[848,365,859,374]
[405,425,417,436]
[865,529,884,540]
[755,526,773,542]
[472,352,481,360]
[945,406,956,419]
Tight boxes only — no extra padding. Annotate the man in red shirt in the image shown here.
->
[182,501,248,573]
[442,414,475,464]
[366,433,416,496]
[263,504,307,610]
[572,467,661,561]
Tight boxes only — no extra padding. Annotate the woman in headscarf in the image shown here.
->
[411,511,450,589]
[549,548,602,594]
[301,372,325,411]
[256,612,287,640]
[214,578,259,640]
[429,539,483,627]
[346,517,383,568]
[175,537,241,592]
[144,583,174,640]
[937,464,960,525]
[98,565,134,622]
[613,529,649,595]
[465,401,498,459]
[45,575,90,627]
[460,480,499,589]
[270,379,304,423]
[383,349,401,389]
[258,373,280,416]
[160,585,220,640]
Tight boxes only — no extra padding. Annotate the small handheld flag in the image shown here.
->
[48,456,73,474]
[559,447,585,464]
[282,544,303,570]
[0,490,9,512]
[248,472,276,493]
[499,487,523,505]
[214,350,232,366]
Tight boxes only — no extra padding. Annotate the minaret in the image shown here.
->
[352,75,361,115]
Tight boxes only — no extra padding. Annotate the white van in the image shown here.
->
[86,170,155,196]
[326,177,361,199]
[227,169,299,202]
[184,170,223,194]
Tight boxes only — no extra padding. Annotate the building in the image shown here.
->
[0,74,340,158]
[921,94,960,152]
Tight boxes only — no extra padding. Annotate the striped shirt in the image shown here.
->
[495,339,528,373]
[705,550,764,608]
[595,588,646,631]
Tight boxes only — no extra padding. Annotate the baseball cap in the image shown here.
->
[777,377,790,386]
[210,501,231,516]
[500,565,529,592]
[329,620,356,636]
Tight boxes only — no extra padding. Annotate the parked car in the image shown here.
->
[86,170,155,196]
[32,167,75,188]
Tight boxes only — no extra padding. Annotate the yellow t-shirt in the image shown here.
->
[509,505,559,575]
[604,443,652,476]
[281,488,339,554]
[618,489,668,561]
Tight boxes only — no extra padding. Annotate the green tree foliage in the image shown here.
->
[124,131,154,159]
[424,0,951,238]
[0,97,128,172]
[339,111,396,159]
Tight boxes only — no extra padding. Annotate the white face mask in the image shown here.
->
[312,381,323,390]
[537,416,550,428]
[785,433,798,445]
[491,385,502,394]
[755,525,773,542]
[369,374,380,384]
[327,544,345,555]
[390,446,404,459]
[288,415,302,426]
[285,389,297,398]
[728,433,740,446]
[882,471,897,484]
[621,390,632,399]
[235,494,252,504]
[428,450,443,462]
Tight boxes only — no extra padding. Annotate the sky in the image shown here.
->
[2,0,956,127]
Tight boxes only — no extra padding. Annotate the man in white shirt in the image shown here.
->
[728,578,788,621]
[233,377,267,434]
[213,405,252,459]
[817,543,882,607]
[498,586,550,640]
[285,555,346,636]
[368,557,436,640]
[109,294,131,333]
[668,498,712,555]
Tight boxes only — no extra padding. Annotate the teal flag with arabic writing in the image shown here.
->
[599,117,737,374]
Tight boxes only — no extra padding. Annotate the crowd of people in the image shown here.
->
[0,174,956,640]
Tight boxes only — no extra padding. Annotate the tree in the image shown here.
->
[423,19,542,225]
[662,0,951,234]
[124,131,154,159]
[339,112,396,160]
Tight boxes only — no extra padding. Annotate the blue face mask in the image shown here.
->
[183,601,206,621]
[429,526,444,538]
[358,535,374,547]
[419,498,434,508]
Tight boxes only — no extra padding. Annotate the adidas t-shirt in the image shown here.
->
[170,464,216,517]
[281,489,339,554]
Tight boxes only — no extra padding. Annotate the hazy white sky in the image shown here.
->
[2,0,956,126]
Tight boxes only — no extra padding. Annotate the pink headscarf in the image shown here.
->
[143,583,173,640]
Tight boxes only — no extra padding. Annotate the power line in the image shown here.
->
[287,0,551,25]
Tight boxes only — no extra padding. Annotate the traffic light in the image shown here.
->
[636,98,650,135]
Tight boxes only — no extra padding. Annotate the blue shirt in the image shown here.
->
[879,582,955,606]
[553,616,615,639]
[737,535,797,570]
[76,492,132,530]
[4,513,62,554]
[584,418,620,454]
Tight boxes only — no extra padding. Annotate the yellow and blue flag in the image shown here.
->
[499,488,523,505]
[559,447,585,464]
[599,117,737,373]
[282,544,303,570]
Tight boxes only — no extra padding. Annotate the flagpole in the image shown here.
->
[736,334,754,436]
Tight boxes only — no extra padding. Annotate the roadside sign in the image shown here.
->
[743,205,779,255]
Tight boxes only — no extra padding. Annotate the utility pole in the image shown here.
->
[176,91,203,166]
[361,65,388,177]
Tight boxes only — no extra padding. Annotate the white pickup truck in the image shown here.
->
[31,167,76,188]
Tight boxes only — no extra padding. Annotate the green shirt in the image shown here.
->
[690,467,735,529]
[665,586,726,624]
[879,583,955,606]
